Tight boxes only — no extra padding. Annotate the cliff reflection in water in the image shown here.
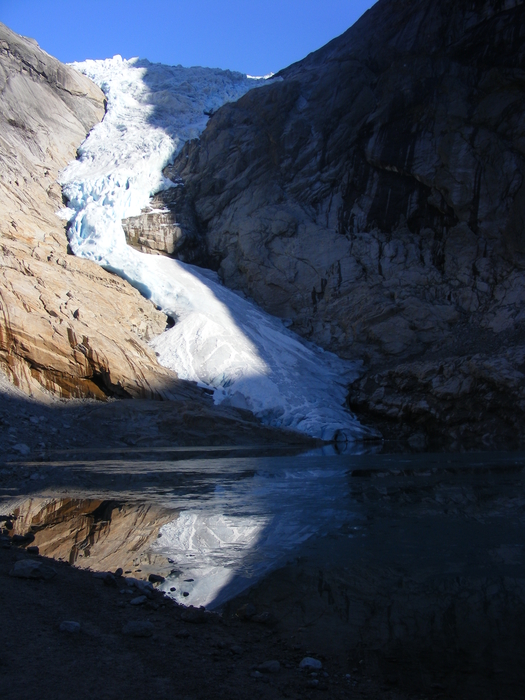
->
[8,498,176,580]
[5,454,357,606]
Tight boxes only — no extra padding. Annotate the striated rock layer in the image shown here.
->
[0,22,186,400]
[164,0,525,444]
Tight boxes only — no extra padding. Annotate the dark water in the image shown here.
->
[2,448,525,698]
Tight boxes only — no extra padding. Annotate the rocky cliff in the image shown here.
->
[0,22,179,400]
[165,0,525,445]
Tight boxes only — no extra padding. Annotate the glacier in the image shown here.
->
[59,55,374,442]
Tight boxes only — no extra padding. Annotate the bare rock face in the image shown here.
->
[348,346,525,448]
[122,185,208,264]
[166,0,525,443]
[0,22,179,399]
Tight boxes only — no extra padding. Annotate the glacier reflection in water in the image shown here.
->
[152,456,359,608]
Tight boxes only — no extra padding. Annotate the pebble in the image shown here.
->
[258,660,280,674]
[126,577,154,594]
[92,571,111,579]
[114,567,123,577]
[27,545,39,555]
[59,620,80,633]
[13,443,30,455]
[148,573,165,584]
[180,606,211,624]
[12,533,35,545]
[10,559,56,580]
[250,671,263,679]
[122,621,154,637]
[252,611,274,625]
[130,595,147,605]
[300,657,323,670]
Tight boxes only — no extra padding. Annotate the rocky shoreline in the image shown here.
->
[0,531,415,700]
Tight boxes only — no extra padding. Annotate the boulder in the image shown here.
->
[10,559,56,580]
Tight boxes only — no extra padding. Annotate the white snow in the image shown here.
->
[59,56,374,441]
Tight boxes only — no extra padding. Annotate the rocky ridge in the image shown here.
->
[157,0,525,444]
[0,22,180,400]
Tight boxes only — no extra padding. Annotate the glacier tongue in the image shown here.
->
[59,55,372,441]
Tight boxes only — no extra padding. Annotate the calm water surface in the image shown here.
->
[4,447,525,696]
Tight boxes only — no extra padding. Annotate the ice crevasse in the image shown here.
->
[59,55,375,442]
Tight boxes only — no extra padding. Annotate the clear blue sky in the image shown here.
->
[0,0,376,75]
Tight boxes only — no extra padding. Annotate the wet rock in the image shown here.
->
[122,621,154,638]
[59,621,80,633]
[129,595,147,606]
[300,657,323,670]
[148,573,165,584]
[10,559,56,580]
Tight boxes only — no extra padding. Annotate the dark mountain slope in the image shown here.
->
[168,0,525,446]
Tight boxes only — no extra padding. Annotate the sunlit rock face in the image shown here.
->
[122,186,208,264]
[0,22,182,399]
[170,0,525,442]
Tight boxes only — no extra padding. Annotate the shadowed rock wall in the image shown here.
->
[166,0,525,444]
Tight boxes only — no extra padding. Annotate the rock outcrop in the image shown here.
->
[122,185,208,264]
[0,22,184,399]
[163,0,525,444]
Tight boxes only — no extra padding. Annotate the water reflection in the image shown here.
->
[153,461,356,607]
[3,449,525,698]
[3,455,359,608]
[6,498,175,578]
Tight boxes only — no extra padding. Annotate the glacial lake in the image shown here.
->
[3,447,525,697]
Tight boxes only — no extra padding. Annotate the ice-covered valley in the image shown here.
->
[59,56,373,442]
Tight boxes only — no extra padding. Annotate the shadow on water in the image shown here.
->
[2,429,525,697]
